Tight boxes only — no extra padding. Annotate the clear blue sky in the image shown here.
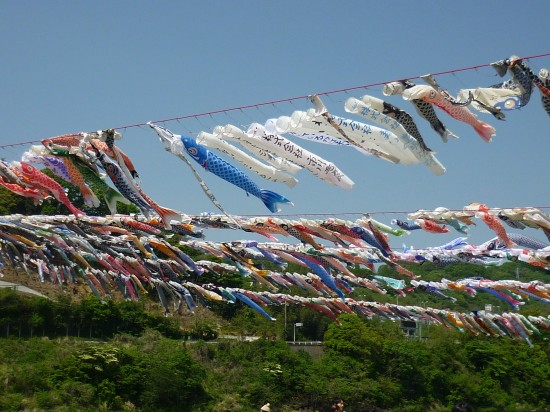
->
[1,1,549,249]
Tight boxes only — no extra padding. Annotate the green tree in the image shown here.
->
[323,314,383,362]
[0,288,23,337]
[137,336,207,411]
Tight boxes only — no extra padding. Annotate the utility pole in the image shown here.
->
[284,303,287,332]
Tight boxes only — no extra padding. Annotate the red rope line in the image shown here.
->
[2,52,550,150]
[0,140,51,149]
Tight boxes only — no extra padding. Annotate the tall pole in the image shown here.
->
[284,303,287,332]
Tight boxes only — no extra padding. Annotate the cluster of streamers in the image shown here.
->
[402,204,550,244]
[457,55,550,119]
[146,88,450,213]
[206,289,549,347]
[148,123,293,215]
[139,57,544,210]
[1,131,185,229]
[0,156,84,217]
[410,278,550,310]
[383,55,550,143]
[0,203,548,344]
[0,213,205,311]
[268,94,446,176]
[0,55,549,216]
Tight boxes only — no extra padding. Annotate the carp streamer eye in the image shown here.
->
[504,98,519,110]
[187,147,199,157]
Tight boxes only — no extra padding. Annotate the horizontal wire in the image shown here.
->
[224,205,550,218]
[2,52,550,150]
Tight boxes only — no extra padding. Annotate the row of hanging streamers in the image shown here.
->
[3,52,550,152]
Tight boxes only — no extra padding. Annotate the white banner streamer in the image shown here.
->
[220,124,355,190]
[196,131,298,188]
[213,126,302,174]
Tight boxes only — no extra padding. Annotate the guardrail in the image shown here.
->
[286,341,323,346]
[0,281,50,299]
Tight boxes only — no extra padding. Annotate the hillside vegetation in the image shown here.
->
[1,175,549,411]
